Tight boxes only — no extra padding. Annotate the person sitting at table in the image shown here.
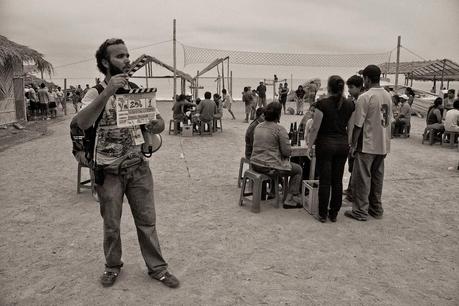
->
[308,75,355,223]
[196,91,217,130]
[393,94,411,137]
[172,94,194,132]
[172,94,194,121]
[295,103,316,182]
[250,102,303,208]
[245,107,265,160]
[444,100,459,143]
[425,97,445,140]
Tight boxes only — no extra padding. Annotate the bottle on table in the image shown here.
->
[291,122,298,146]
[288,123,294,140]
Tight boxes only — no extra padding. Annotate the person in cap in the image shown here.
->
[392,94,411,137]
[345,65,392,221]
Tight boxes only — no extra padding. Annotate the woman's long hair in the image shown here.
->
[327,75,345,109]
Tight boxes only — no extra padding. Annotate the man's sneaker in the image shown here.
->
[153,272,180,288]
[344,210,367,221]
[100,271,119,287]
[368,210,383,219]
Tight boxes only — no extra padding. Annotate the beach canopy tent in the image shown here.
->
[0,35,53,124]
[193,57,230,99]
[378,59,459,88]
[130,55,193,97]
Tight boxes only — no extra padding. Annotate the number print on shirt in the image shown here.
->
[380,104,389,127]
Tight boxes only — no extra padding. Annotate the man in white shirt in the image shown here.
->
[345,65,392,221]
[444,100,459,133]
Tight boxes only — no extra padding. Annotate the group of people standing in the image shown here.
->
[25,83,65,120]
[242,81,267,122]
[244,65,392,223]
[24,83,93,120]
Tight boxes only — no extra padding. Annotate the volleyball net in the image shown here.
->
[182,44,391,68]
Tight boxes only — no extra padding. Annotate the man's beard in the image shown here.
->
[108,61,125,75]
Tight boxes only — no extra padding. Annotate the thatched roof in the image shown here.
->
[0,35,53,76]
[378,59,459,81]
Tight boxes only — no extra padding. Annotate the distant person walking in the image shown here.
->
[345,65,392,221]
[222,89,236,120]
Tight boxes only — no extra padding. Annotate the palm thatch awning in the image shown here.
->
[0,35,54,76]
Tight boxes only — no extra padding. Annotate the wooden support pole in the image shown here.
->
[394,35,401,91]
[222,62,225,91]
[440,59,446,90]
[230,71,233,96]
[63,78,67,115]
[145,62,149,88]
[173,19,177,102]
[196,70,199,99]
[227,58,230,91]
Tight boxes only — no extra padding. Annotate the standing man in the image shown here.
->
[56,86,66,115]
[279,83,289,114]
[82,84,91,97]
[74,38,179,288]
[37,83,50,120]
[221,88,236,120]
[242,86,253,123]
[75,84,83,97]
[256,80,267,108]
[345,65,392,221]
[343,75,364,202]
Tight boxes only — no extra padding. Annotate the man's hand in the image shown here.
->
[106,74,129,95]
[350,146,356,158]
[145,115,165,134]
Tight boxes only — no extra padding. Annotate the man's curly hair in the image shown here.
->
[95,38,125,75]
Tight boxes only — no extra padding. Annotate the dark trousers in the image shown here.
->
[96,161,167,277]
[350,152,385,218]
[346,154,355,192]
[316,141,349,218]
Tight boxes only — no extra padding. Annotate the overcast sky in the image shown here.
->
[1,0,458,87]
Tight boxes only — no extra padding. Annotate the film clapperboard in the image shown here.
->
[115,54,158,128]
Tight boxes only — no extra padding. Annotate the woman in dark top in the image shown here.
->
[426,97,444,130]
[308,76,355,223]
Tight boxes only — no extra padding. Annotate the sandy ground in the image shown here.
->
[0,101,458,306]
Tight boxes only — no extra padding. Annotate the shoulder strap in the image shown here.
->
[93,83,104,95]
